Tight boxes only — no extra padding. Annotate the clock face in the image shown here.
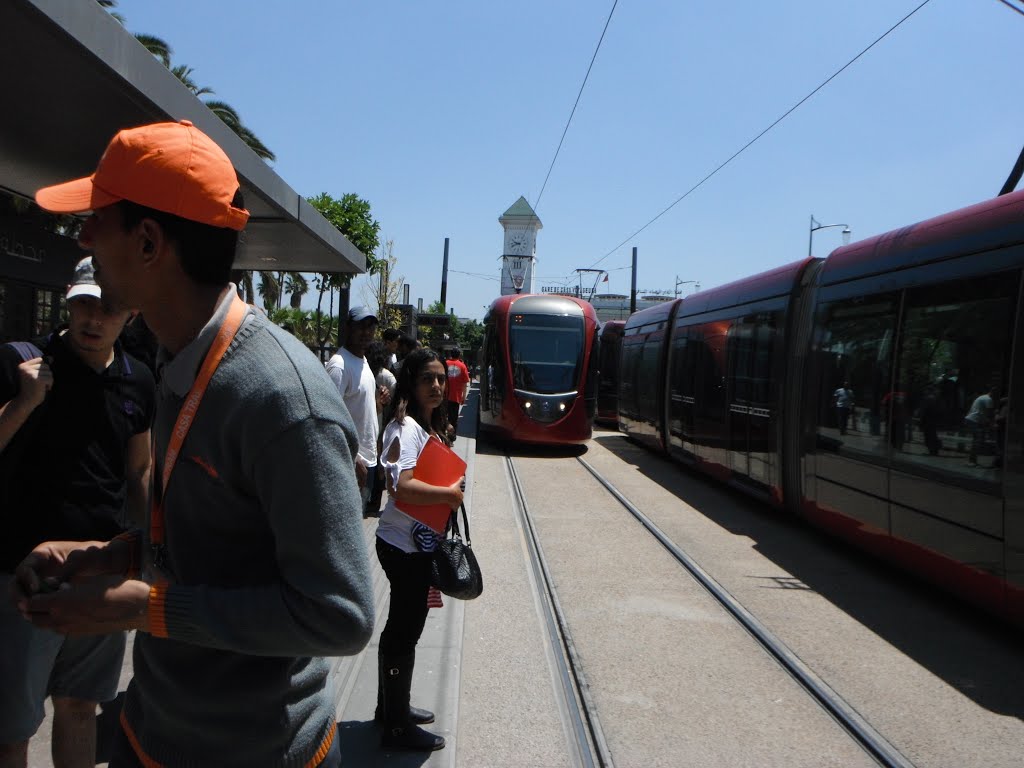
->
[508,233,527,254]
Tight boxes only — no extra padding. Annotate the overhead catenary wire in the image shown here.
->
[587,0,934,271]
[533,0,619,213]
[993,0,1024,17]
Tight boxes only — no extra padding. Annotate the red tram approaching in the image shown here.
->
[619,189,1024,627]
[479,294,599,445]
[596,320,625,426]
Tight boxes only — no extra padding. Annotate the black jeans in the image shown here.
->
[376,537,433,657]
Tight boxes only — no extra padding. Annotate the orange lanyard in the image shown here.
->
[150,296,247,551]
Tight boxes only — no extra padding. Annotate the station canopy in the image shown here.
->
[1,0,365,274]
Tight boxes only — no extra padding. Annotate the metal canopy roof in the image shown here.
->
[1,0,366,274]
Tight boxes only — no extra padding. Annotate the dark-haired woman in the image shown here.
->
[374,348,463,751]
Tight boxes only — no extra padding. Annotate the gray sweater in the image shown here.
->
[122,298,374,767]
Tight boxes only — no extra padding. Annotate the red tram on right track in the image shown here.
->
[618,189,1024,627]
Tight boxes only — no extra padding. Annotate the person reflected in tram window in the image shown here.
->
[374,348,461,752]
[833,381,854,435]
[918,384,943,456]
[964,385,998,466]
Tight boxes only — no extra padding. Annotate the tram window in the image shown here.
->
[816,295,897,462]
[894,273,1017,484]
[509,315,584,394]
[0,284,5,337]
[694,322,729,429]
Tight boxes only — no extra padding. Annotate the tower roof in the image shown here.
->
[499,196,543,227]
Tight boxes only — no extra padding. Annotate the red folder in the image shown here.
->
[394,437,467,533]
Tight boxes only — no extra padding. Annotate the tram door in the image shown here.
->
[692,321,730,472]
[666,322,697,460]
[726,312,779,489]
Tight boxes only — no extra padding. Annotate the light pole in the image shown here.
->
[808,215,851,258]
[675,277,700,298]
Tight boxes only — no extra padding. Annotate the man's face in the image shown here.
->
[65,296,132,356]
[77,204,141,313]
[346,318,378,357]
[384,337,398,353]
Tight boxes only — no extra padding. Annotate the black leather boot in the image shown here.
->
[379,653,445,752]
[375,653,435,724]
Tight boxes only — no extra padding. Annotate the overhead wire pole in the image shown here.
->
[533,0,619,212]
[586,0,934,271]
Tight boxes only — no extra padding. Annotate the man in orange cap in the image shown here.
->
[13,120,374,767]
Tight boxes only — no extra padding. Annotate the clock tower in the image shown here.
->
[499,196,542,295]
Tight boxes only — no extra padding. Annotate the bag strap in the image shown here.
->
[444,503,471,545]
[459,502,471,546]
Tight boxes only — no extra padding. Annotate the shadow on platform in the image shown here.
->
[592,430,1023,721]
[336,720,435,767]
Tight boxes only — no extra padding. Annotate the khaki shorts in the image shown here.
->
[0,574,126,743]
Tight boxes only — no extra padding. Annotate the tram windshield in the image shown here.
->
[509,314,584,394]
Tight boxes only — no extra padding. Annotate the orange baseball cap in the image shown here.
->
[35,119,249,231]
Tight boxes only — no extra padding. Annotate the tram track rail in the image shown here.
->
[573,454,917,768]
[505,453,615,768]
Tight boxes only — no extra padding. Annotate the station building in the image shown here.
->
[1,0,365,343]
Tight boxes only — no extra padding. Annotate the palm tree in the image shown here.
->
[94,1,275,163]
[257,272,280,313]
[134,33,173,67]
[96,0,125,24]
[171,65,215,97]
[205,100,276,161]
[284,273,309,309]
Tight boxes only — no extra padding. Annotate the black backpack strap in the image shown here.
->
[5,341,43,362]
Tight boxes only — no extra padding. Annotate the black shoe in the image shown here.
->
[381,723,445,752]
[374,705,434,725]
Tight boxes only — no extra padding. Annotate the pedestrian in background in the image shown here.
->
[327,307,381,511]
[365,339,396,516]
[18,119,374,767]
[375,348,463,752]
[0,257,154,768]
[445,347,470,443]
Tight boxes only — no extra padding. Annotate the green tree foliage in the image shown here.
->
[307,193,382,275]
[307,192,381,359]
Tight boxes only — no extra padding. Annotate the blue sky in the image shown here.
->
[114,0,1024,321]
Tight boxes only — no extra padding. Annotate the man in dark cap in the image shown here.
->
[0,256,154,768]
[327,306,381,510]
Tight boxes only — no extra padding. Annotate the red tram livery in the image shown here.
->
[619,189,1024,627]
[479,294,599,445]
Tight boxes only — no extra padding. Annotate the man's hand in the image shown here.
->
[376,385,392,409]
[15,356,52,410]
[11,540,114,601]
[355,459,368,490]
[16,576,151,635]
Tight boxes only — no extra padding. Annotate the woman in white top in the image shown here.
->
[375,348,463,752]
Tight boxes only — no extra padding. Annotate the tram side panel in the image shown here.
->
[800,250,1023,621]
[596,321,624,426]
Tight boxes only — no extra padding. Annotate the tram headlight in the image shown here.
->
[523,401,532,409]
[558,402,566,411]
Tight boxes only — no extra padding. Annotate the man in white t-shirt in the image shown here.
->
[327,307,381,508]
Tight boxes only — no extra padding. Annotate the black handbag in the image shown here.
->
[430,503,483,600]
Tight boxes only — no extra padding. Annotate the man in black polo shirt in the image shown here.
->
[0,257,154,768]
